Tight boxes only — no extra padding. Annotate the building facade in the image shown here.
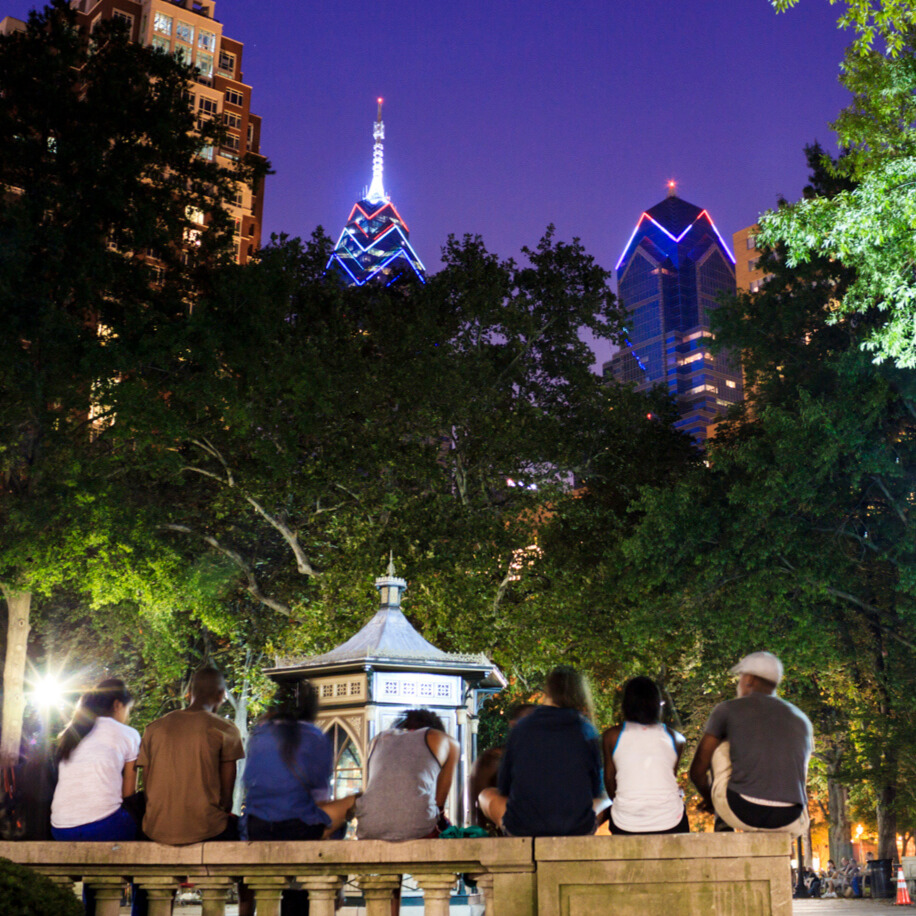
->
[733,224,772,294]
[7,0,267,265]
[603,191,743,442]
[327,101,426,287]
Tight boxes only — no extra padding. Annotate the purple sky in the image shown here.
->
[6,1,854,365]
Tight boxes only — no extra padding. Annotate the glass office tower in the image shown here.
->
[603,192,743,442]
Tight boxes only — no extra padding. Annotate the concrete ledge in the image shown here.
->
[0,834,792,916]
[535,834,792,916]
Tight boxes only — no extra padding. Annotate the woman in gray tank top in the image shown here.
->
[355,708,459,841]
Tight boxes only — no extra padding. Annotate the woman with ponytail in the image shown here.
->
[50,678,140,842]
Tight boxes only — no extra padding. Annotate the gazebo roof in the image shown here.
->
[266,560,505,685]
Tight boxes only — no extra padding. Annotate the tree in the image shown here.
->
[772,0,916,56]
[763,2,916,368]
[0,1,262,765]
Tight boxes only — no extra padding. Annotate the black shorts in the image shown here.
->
[726,789,803,829]
[246,815,325,841]
[609,809,690,835]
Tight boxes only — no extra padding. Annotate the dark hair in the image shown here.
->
[395,708,445,732]
[544,666,594,721]
[265,680,320,771]
[508,703,536,723]
[190,667,226,704]
[621,676,663,725]
[56,678,132,762]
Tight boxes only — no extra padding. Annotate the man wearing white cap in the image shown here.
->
[689,651,812,835]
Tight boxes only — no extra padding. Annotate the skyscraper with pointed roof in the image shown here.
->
[326,101,426,287]
[603,187,743,442]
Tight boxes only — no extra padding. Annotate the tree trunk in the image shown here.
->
[0,586,31,768]
[227,672,250,815]
[828,775,854,863]
[877,777,898,860]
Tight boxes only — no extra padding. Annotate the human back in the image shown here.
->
[138,667,244,845]
[705,690,810,805]
[494,666,603,837]
[355,708,458,841]
[603,676,687,835]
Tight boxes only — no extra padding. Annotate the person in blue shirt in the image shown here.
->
[242,681,357,916]
[478,666,605,836]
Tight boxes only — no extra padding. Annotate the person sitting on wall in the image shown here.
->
[468,704,535,832]
[689,651,812,836]
[478,666,605,837]
[355,708,459,915]
[602,676,689,835]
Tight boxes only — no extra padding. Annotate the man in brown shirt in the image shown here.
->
[138,667,244,845]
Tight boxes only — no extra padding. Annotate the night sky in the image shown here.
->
[6,1,853,364]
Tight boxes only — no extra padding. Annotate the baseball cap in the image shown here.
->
[729,651,783,686]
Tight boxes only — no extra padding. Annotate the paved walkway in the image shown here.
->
[794,899,903,913]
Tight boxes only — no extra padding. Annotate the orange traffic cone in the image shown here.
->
[895,866,913,905]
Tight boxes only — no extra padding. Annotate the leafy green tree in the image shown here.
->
[0,1,262,764]
[772,0,916,55]
[763,2,916,367]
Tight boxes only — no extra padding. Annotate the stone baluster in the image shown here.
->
[296,875,345,916]
[414,873,457,916]
[474,872,496,916]
[85,877,127,916]
[135,876,177,916]
[244,875,288,916]
[358,875,401,916]
[192,876,234,916]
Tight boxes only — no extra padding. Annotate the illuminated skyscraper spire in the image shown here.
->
[366,98,387,204]
[326,100,426,287]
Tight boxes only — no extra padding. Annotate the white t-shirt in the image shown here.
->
[50,716,141,828]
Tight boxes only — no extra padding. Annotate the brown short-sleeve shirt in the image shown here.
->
[138,709,244,845]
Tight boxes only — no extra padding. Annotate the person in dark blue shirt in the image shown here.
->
[478,666,604,836]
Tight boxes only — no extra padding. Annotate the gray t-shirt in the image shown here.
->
[704,692,812,805]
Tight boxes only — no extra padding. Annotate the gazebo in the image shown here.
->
[264,559,505,826]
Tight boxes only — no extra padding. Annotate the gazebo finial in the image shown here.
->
[387,550,396,577]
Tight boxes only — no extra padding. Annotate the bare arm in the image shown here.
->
[122,760,137,797]
[427,730,460,809]
[601,726,621,799]
[689,733,721,810]
[219,759,236,812]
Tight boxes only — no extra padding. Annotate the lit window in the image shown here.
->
[726,380,737,389]
[218,50,235,74]
[151,35,170,53]
[199,145,214,161]
[225,88,244,107]
[197,53,213,78]
[198,29,216,52]
[153,12,172,35]
[175,20,193,44]
[748,258,759,271]
[749,280,760,293]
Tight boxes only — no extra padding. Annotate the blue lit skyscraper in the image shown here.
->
[327,100,426,287]
[603,187,743,442]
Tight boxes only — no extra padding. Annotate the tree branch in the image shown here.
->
[160,523,292,616]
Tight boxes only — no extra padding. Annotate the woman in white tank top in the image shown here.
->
[601,676,689,834]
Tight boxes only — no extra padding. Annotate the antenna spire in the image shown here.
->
[366,97,387,204]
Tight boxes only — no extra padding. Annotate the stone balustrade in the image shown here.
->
[0,832,793,915]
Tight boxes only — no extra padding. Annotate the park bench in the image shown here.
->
[0,832,792,915]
